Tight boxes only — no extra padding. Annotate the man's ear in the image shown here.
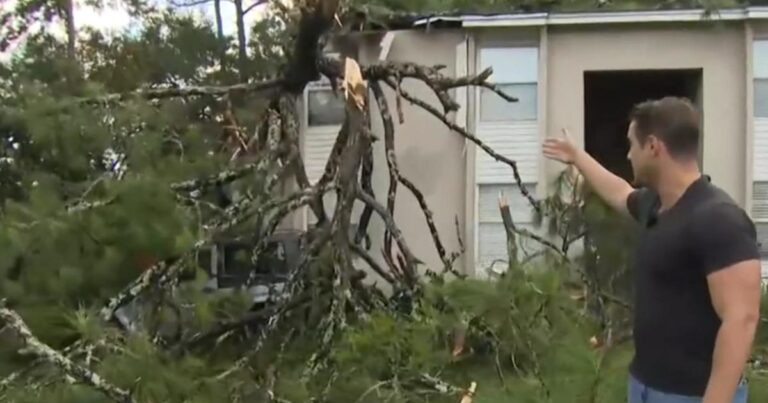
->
[647,135,662,156]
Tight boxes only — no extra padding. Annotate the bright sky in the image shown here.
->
[0,0,268,62]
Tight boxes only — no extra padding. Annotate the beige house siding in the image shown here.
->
[545,22,748,206]
[359,30,470,278]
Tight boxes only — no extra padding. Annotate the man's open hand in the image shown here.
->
[543,128,578,164]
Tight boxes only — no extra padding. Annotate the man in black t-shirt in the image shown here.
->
[543,97,761,403]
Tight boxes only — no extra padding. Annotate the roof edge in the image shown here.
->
[409,7,768,28]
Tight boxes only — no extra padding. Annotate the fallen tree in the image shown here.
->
[2,1,767,402]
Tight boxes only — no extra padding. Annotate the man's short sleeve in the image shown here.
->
[626,188,654,223]
[689,203,760,276]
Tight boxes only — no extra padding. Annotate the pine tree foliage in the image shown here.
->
[0,0,767,402]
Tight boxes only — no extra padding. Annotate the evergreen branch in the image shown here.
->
[0,307,134,403]
[170,160,263,193]
[216,225,334,380]
[102,130,297,324]
[171,112,288,197]
[83,79,283,105]
[174,292,315,353]
[100,193,258,323]
[226,65,370,370]
[103,179,332,323]
[244,181,337,288]
[65,198,116,214]
[355,379,393,403]
[0,339,89,393]
[413,373,463,395]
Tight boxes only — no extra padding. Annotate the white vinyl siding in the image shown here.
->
[303,127,337,184]
[475,122,540,184]
[302,78,344,227]
[477,184,538,268]
[303,79,344,185]
[752,39,768,278]
[475,45,540,273]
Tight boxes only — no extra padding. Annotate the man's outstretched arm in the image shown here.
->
[542,129,635,216]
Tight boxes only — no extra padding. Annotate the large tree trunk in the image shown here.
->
[213,0,226,71]
[213,0,224,40]
[64,0,76,60]
[234,0,248,80]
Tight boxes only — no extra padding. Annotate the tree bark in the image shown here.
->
[213,0,227,72]
[213,0,224,40]
[234,0,248,80]
[63,0,76,61]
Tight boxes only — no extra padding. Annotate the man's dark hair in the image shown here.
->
[629,96,700,159]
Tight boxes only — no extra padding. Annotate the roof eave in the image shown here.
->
[410,7,768,29]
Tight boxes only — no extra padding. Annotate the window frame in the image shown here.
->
[303,78,346,129]
[475,45,539,126]
[751,39,768,277]
[473,42,541,276]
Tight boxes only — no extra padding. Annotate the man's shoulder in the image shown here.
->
[692,182,747,218]
[627,187,659,223]
[688,185,755,235]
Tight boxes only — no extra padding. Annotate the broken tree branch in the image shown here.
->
[355,183,421,285]
[319,58,517,113]
[354,134,375,249]
[84,79,283,105]
[349,242,395,285]
[380,77,541,215]
[0,306,134,403]
[170,159,264,193]
[369,81,399,265]
[319,56,538,218]
[370,81,462,277]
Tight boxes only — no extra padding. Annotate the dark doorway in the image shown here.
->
[584,69,703,183]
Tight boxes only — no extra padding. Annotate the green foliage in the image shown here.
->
[1,1,767,402]
[303,263,619,403]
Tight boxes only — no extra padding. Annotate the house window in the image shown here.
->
[752,39,768,278]
[475,45,540,273]
[478,47,539,123]
[303,77,345,186]
[306,80,345,127]
[755,78,768,119]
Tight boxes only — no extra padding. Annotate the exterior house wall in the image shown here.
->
[361,30,470,277]
[545,22,748,206]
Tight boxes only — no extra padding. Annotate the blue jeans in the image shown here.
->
[628,374,748,403]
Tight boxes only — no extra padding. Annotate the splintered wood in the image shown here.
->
[343,57,367,111]
[459,381,477,403]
